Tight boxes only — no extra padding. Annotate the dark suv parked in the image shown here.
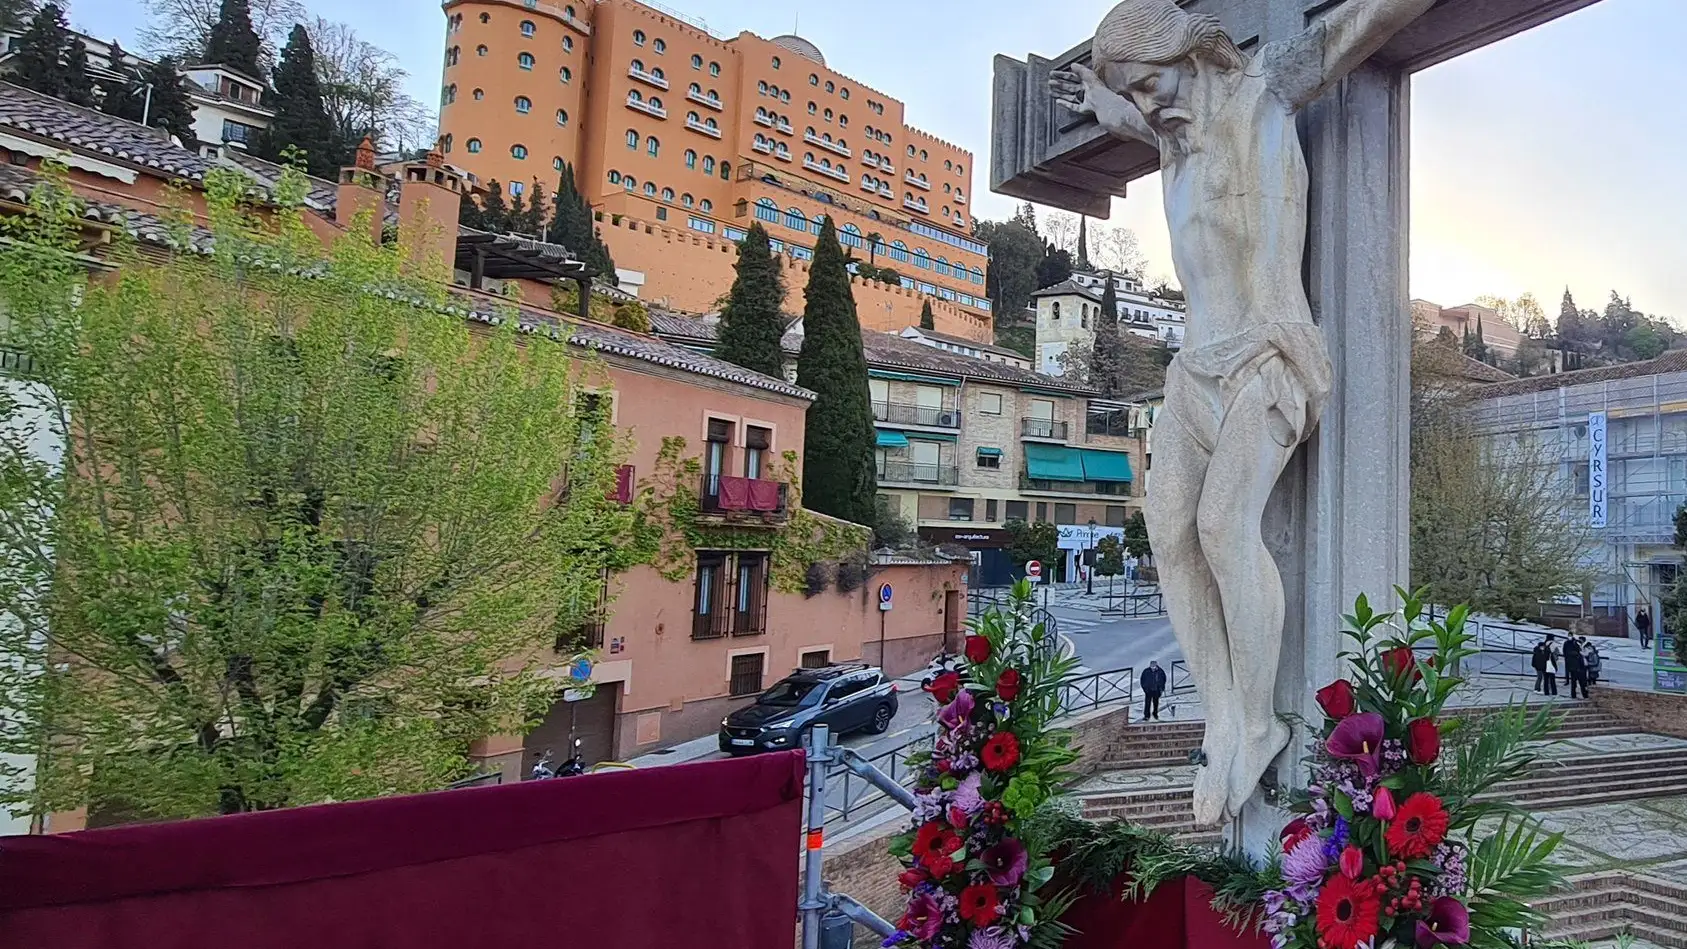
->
[719,665,898,754]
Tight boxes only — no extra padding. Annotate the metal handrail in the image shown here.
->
[1059,666,1135,714]
[823,730,934,822]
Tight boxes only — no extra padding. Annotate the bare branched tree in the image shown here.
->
[137,0,305,71]
[1090,224,1147,278]
[308,17,436,155]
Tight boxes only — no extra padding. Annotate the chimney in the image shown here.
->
[336,136,385,245]
[394,137,470,281]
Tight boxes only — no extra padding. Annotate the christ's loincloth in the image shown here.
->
[1163,321,1334,454]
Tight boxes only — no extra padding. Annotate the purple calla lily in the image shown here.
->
[1327,712,1386,778]
[980,838,1029,887]
[1415,897,1471,946]
[938,689,975,731]
[899,891,943,941]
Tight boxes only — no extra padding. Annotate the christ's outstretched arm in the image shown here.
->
[1269,0,1439,108]
[1051,63,1158,147]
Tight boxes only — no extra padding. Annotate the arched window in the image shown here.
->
[692,54,703,69]
[758,80,769,94]
[825,80,835,93]
[443,133,454,152]
[970,266,984,284]
[647,136,659,156]
[810,213,824,235]
[649,96,662,110]
[653,38,666,53]
[805,151,815,164]
[921,149,929,160]
[559,66,571,82]
[702,156,715,174]
[520,19,535,36]
[935,256,950,276]
[841,88,850,100]
[687,110,700,124]
[515,95,531,113]
[518,52,534,69]
[685,149,697,169]
[445,46,459,66]
[839,115,847,127]
[564,4,574,15]
[633,30,646,45]
[719,161,730,180]
[822,134,832,144]
[443,83,456,103]
[683,193,696,208]
[479,12,489,23]
[626,129,639,149]
[807,102,816,114]
[907,144,915,157]
[945,159,953,170]
[824,108,833,121]
[563,35,573,51]
[707,89,719,103]
[627,89,642,103]
[476,44,487,56]
[700,199,713,212]
[785,206,805,230]
[1051,302,1061,319]
[511,144,527,159]
[943,183,952,194]
[914,249,931,269]
[609,171,622,184]
[820,159,831,170]
[779,90,789,102]
[473,87,484,99]
[755,197,777,222]
[644,182,656,196]
[651,67,665,81]
[631,58,644,73]
[624,176,636,191]
[1081,303,1090,320]
[841,223,862,248]
[809,74,819,86]
[556,109,568,126]
[890,240,909,262]
[771,55,782,69]
[690,82,701,95]
[660,187,674,201]
[705,118,718,131]
[467,138,482,153]
[553,156,564,170]
[709,61,721,76]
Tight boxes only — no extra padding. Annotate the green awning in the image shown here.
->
[1081,449,1134,482]
[976,447,1003,457]
[1024,443,1085,482]
[876,431,909,448]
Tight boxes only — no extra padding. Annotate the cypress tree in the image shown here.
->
[138,58,197,145]
[61,33,94,106]
[919,299,935,331]
[516,180,546,236]
[203,0,263,80]
[479,180,510,234]
[796,217,877,525]
[458,188,484,230]
[11,4,73,100]
[0,0,40,36]
[717,223,787,378]
[256,25,338,178]
[1088,273,1126,396]
[546,162,616,284]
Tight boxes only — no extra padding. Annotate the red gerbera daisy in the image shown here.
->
[1386,792,1450,860]
[912,821,962,858]
[1316,873,1381,949]
[981,731,1020,771]
[957,883,1002,926]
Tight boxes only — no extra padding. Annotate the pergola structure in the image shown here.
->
[453,227,597,314]
[991,0,1607,851]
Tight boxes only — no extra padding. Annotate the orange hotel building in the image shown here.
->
[436,0,994,343]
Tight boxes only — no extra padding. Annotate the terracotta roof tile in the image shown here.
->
[1478,350,1687,398]
[0,161,216,252]
[0,81,216,180]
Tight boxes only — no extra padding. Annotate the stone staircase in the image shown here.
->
[1532,871,1687,947]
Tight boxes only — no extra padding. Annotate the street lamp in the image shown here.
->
[1086,517,1097,596]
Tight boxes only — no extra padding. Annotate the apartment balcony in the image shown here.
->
[904,197,930,214]
[628,66,668,90]
[688,91,723,111]
[905,172,931,190]
[878,460,960,487]
[1021,418,1069,441]
[754,113,776,127]
[1018,474,1132,498]
[626,97,666,119]
[874,400,959,429]
[699,474,789,524]
[686,117,722,139]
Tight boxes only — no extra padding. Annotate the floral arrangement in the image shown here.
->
[886,580,1081,949]
[1261,591,1565,949]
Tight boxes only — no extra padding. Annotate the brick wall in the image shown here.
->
[1593,686,1687,739]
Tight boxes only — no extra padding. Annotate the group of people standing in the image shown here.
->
[1532,633,1603,699]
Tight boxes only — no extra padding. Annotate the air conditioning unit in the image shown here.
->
[937,411,958,427]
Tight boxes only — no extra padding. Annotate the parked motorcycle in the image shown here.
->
[531,738,586,780]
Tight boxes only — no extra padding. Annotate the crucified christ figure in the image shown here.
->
[1052,0,1435,827]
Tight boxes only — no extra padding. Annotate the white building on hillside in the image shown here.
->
[1030,271,1187,377]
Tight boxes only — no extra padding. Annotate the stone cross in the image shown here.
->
[991,0,1606,852]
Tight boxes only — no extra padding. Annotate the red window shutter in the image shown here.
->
[606,464,634,504]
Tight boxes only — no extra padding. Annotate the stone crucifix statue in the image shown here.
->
[1052,0,1435,827]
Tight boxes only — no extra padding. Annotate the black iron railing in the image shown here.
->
[878,460,959,485]
[1021,418,1068,440]
[873,401,959,428]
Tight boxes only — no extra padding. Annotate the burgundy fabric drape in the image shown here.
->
[746,479,781,512]
[717,474,751,511]
[1062,877,1272,949]
[0,752,806,949]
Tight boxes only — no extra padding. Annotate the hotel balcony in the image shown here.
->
[878,460,959,488]
[626,97,666,119]
[686,118,722,139]
[688,90,724,111]
[861,154,879,168]
[753,140,774,155]
[877,184,893,199]
[1021,418,1069,441]
[1018,475,1132,498]
[874,400,959,429]
[803,132,851,157]
[879,158,894,173]
[754,113,775,127]
[905,172,931,190]
[904,197,930,214]
[698,474,789,524]
[628,66,668,90]
[774,149,792,162]
[860,178,879,193]
[803,158,848,182]
[776,121,794,136]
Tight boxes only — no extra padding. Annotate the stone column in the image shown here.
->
[1240,61,1413,855]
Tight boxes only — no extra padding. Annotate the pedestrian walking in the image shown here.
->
[1531,638,1549,694]
[1544,634,1561,697]
[1563,633,1588,699]
[1636,607,1654,650]
[1580,636,1602,688]
[1140,661,1167,722]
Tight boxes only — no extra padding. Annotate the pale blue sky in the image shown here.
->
[67,0,1687,320]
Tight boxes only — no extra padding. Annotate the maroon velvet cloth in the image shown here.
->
[717,474,751,511]
[1062,877,1272,949]
[746,479,781,512]
[0,752,806,949]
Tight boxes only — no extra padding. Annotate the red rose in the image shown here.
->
[981,731,1021,771]
[925,671,961,704]
[924,853,956,880]
[996,668,1022,701]
[965,635,992,664]
[1383,646,1422,682]
[898,867,927,889]
[1315,679,1356,720]
[948,806,968,829]
[912,821,947,857]
[958,883,1002,926]
[1407,717,1441,765]
[1385,793,1450,860]
[1280,817,1312,852]
[1339,845,1364,881]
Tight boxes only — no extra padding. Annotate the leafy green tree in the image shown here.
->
[103,56,197,146]
[545,162,616,284]
[1002,519,1058,576]
[1034,243,1074,290]
[10,4,77,101]
[796,217,877,526]
[203,0,263,79]
[0,165,642,823]
[716,223,786,378]
[1094,534,1125,577]
[1121,510,1152,559]
[918,299,935,331]
[255,25,339,178]
[1667,506,1687,669]
[977,205,1044,315]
